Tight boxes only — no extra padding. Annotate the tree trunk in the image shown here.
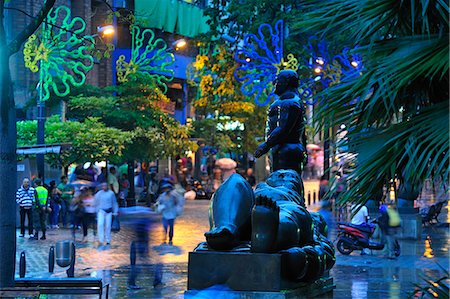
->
[0,27,17,289]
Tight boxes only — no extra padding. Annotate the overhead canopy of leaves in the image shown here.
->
[67,74,197,161]
[17,115,130,167]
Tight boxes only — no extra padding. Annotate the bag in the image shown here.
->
[174,194,184,216]
[156,203,166,214]
[111,216,120,232]
[176,205,184,216]
[387,208,401,227]
[103,207,113,213]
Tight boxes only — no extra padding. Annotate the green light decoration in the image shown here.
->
[116,25,175,93]
[23,5,94,101]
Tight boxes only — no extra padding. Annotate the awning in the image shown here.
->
[135,0,210,37]
[17,144,71,155]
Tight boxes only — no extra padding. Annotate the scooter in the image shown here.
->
[335,221,400,256]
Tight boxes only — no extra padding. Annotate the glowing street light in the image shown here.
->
[315,57,325,65]
[173,39,187,50]
[97,25,115,36]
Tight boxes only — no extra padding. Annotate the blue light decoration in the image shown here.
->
[301,36,363,105]
[234,20,299,106]
[116,25,175,93]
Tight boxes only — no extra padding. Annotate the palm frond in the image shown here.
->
[332,102,449,206]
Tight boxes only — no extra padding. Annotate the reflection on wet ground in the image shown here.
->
[16,200,449,298]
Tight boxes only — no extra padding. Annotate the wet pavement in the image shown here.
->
[14,187,449,299]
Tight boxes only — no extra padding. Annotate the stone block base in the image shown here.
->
[187,250,334,297]
[398,212,422,240]
[185,277,334,299]
[0,288,40,298]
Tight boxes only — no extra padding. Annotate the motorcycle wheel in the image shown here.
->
[337,239,354,255]
[394,240,401,257]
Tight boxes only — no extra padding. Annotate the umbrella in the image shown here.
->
[306,144,321,151]
[68,179,97,188]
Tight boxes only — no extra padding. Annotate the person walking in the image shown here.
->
[16,178,36,238]
[245,168,256,188]
[156,182,184,245]
[57,175,74,228]
[48,180,62,229]
[108,167,120,198]
[95,183,118,246]
[80,187,96,242]
[34,179,49,240]
[380,201,401,259]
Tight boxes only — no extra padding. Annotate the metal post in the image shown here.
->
[48,246,55,273]
[323,125,330,180]
[313,190,317,205]
[307,191,311,206]
[128,242,137,287]
[19,251,26,278]
[66,242,75,277]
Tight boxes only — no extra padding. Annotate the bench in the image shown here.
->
[15,278,109,299]
[421,201,445,226]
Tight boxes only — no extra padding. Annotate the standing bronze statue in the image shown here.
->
[200,70,335,284]
[254,70,307,175]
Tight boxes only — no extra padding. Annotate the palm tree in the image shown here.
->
[292,0,449,206]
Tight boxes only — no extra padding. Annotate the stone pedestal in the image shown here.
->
[186,250,334,298]
[398,208,422,240]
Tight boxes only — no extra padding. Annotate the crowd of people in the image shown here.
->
[16,166,123,245]
[15,162,189,247]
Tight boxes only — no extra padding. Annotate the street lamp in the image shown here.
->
[97,25,115,36]
[173,39,187,51]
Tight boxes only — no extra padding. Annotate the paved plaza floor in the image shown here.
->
[15,195,449,298]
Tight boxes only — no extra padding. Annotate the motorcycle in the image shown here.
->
[335,221,400,256]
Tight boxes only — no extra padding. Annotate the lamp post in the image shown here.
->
[34,22,113,181]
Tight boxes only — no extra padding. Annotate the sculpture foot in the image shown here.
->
[205,225,238,250]
[280,247,307,281]
[251,195,280,253]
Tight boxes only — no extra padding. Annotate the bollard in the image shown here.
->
[130,241,136,266]
[56,240,73,267]
[128,242,138,287]
[66,242,76,278]
[49,246,55,273]
[19,251,26,278]
[307,191,311,206]
[313,190,317,205]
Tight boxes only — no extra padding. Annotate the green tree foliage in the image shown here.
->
[292,0,449,204]
[17,115,129,168]
[67,74,197,161]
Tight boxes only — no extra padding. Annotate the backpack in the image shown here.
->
[387,208,401,227]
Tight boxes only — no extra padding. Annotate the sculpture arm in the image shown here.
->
[268,105,302,146]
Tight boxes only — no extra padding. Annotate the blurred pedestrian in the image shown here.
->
[119,173,130,206]
[95,183,119,246]
[96,167,107,184]
[318,200,335,237]
[34,179,49,240]
[48,180,62,229]
[108,167,119,197]
[318,175,329,200]
[79,187,96,242]
[58,175,74,228]
[70,190,85,240]
[16,178,35,238]
[156,182,184,245]
[245,168,256,188]
[384,201,401,259]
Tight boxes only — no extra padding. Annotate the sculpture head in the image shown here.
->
[274,70,299,96]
